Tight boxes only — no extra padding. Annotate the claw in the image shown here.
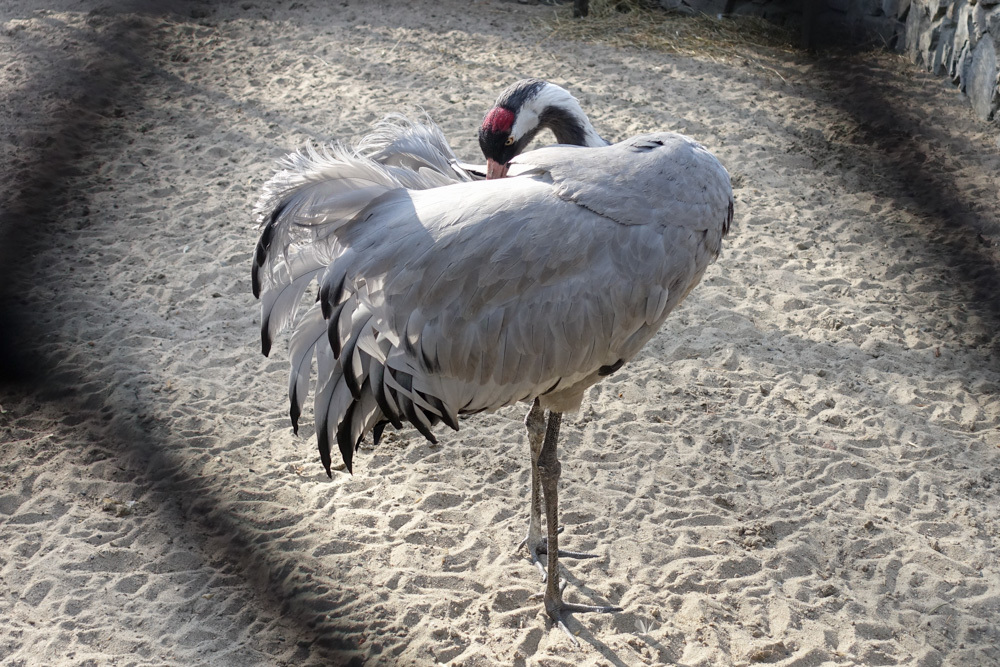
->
[519,535,548,579]
[519,526,599,581]
[530,571,621,645]
[542,585,622,647]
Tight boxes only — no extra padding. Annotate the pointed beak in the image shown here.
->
[486,158,510,180]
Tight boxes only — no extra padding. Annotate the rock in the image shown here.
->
[932,21,958,74]
[864,13,906,47]
[953,39,972,84]
[971,6,986,39]
[967,33,999,119]
[949,3,974,79]
[904,1,926,63]
[917,13,937,62]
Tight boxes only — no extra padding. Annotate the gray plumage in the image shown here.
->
[253,89,734,640]
[254,130,733,472]
[251,115,473,356]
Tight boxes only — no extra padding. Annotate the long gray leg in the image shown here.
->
[520,400,599,580]
[519,398,547,578]
[536,411,621,644]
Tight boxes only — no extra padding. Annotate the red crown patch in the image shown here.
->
[483,107,515,133]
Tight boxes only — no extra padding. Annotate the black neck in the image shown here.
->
[537,105,605,147]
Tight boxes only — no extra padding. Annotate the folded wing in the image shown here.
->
[268,133,732,472]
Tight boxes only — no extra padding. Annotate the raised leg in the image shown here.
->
[536,411,621,644]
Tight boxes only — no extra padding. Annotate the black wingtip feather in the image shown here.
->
[341,340,363,399]
[368,359,403,428]
[320,273,347,320]
[337,402,357,473]
[261,321,272,357]
[598,359,624,377]
[422,391,458,432]
[344,364,362,401]
[289,386,301,434]
[317,420,334,477]
[327,316,342,360]
[251,263,262,300]
[372,420,389,448]
[319,281,332,320]
[369,362,403,429]
[395,390,438,444]
[254,224,273,268]
[390,369,431,440]
[322,300,348,360]
[251,209,280,300]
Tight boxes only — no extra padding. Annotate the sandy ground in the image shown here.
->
[2,1,1000,665]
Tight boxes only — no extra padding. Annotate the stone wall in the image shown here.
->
[660,0,908,47]
[903,1,1000,121]
[663,0,1000,122]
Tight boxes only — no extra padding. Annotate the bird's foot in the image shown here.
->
[518,532,548,579]
[530,579,622,646]
[518,526,599,581]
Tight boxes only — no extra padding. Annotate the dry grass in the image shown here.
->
[538,0,800,64]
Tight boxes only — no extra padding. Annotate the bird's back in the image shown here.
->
[298,134,733,469]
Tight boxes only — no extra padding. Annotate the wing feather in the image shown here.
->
[287,304,327,432]
[259,131,733,472]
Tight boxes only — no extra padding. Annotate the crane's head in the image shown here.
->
[478,78,606,179]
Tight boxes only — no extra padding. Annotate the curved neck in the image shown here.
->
[513,83,608,148]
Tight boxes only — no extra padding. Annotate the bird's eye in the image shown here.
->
[505,136,515,146]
